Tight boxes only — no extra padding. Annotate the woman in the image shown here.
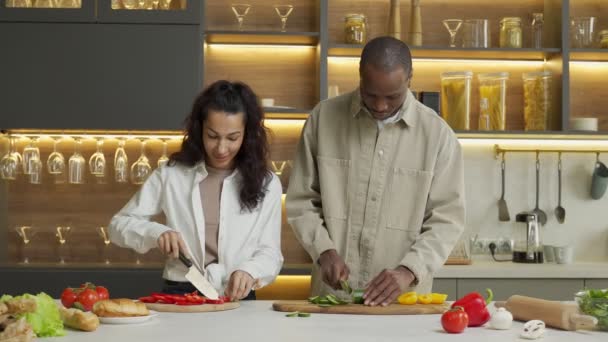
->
[109,80,283,300]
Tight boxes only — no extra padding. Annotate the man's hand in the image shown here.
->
[318,249,350,289]
[363,266,416,306]
[224,270,256,301]
[157,231,187,259]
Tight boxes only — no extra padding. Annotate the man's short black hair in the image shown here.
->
[359,36,412,75]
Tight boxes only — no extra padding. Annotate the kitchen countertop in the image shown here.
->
[435,260,608,279]
[46,301,605,342]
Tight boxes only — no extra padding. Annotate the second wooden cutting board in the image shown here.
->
[273,300,449,315]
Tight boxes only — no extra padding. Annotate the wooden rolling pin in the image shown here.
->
[495,295,597,331]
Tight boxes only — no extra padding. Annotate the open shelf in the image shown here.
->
[328,44,562,60]
[570,49,608,62]
[205,31,319,45]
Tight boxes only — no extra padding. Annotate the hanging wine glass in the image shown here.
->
[89,138,106,177]
[28,159,42,184]
[114,139,129,183]
[131,139,152,185]
[47,136,65,175]
[157,139,169,168]
[22,137,40,175]
[68,138,85,184]
[6,0,33,7]
[1,135,21,180]
[34,0,54,7]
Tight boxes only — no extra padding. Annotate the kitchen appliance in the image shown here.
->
[512,211,543,263]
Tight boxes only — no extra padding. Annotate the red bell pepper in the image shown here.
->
[450,288,493,327]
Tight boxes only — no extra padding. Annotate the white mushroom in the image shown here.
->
[521,320,546,339]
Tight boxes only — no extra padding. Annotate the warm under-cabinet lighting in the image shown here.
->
[329,56,546,66]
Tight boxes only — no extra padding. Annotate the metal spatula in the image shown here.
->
[498,153,510,221]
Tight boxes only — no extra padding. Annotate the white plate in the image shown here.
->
[99,310,158,325]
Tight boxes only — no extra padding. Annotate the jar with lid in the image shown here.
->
[523,71,552,131]
[500,17,523,48]
[478,72,509,130]
[344,14,368,44]
[600,30,608,49]
[531,13,543,48]
[440,71,473,130]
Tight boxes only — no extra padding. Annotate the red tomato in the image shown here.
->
[60,288,78,308]
[76,288,99,311]
[95,286,110,300]
[441,306,469,334]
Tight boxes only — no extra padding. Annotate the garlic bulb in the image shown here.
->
[490,307,513,330]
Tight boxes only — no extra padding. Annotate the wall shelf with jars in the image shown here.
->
[2,0,608,274]
[569,0,608,133]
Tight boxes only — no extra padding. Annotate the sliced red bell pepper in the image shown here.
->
[451,288,493,327]
[138,296,156,303]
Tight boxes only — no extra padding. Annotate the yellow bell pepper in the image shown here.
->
[431,293,448,304]
[417,293,433,304]
[397,292,418,305]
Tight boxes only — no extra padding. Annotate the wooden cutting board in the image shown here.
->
[273,300,449,315]
[145,302,240,313]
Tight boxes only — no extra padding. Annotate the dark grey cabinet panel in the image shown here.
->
[0,267,164,298]
[0,23,200,130]
[432,278,457,300]
[458,279,584,301]
[585,279,608,289]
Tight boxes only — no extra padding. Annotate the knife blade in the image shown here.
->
[178,252,219,300]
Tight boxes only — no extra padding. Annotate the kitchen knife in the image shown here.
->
[178,252,219,300]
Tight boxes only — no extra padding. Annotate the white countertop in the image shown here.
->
[436,260,608,279]
[46,301,605,342]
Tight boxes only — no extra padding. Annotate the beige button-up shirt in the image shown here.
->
[286,88,465,296]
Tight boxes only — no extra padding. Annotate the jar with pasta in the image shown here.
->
[500,17,522,48]
[523,71,552,131]
[440,71,473,130]
[478,72,509,130]
[344,14,368,44]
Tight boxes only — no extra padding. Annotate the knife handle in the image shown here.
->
[178,251,192,268]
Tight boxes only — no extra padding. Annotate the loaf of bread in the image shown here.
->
[59,307,99,332]
[4,299,36,315]
[0,316,35,342]
[93,299,149,317]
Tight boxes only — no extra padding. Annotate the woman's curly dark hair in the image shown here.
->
[169,80,271,212]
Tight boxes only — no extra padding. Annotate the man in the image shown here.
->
[286,36,465,307]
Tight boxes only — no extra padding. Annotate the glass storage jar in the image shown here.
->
[344,13,368,44]
[523,71,552,131]
[500,17,523,48]
[478,72,509,130]
[600,30,608,49]
[440,71,473,130]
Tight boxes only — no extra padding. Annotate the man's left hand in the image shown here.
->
[363,266,416,306]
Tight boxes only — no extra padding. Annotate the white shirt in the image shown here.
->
[108,162,284,293]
